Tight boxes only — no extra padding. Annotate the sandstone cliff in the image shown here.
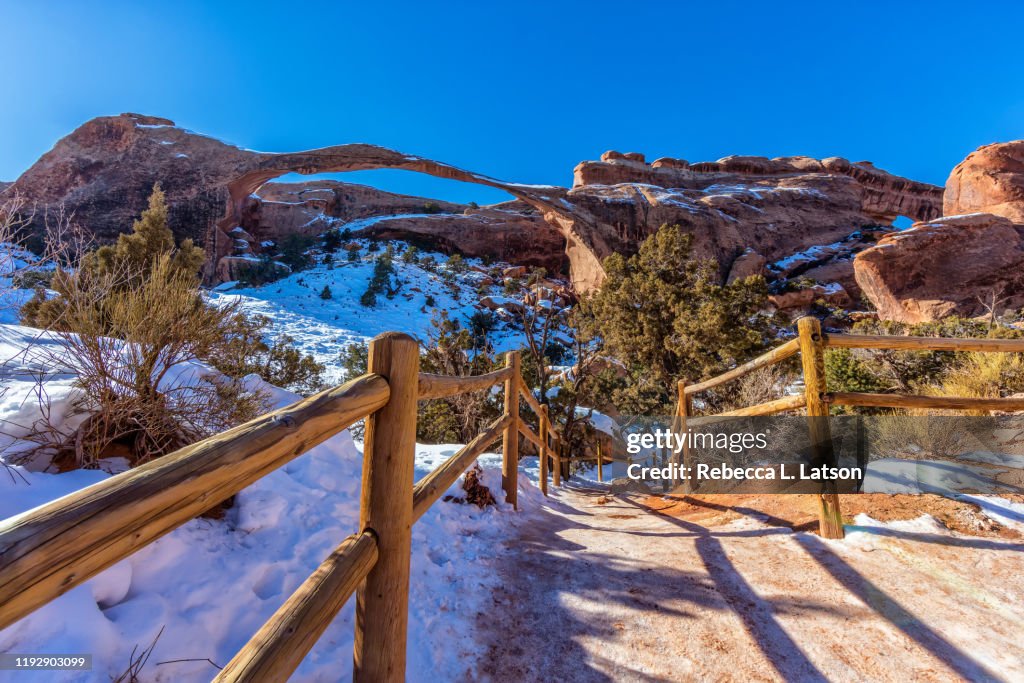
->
[558,150,943,293]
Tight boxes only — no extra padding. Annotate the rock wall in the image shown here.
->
[354,203,566,272]
[574,151,944,224]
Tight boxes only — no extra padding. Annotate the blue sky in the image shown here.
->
[2,1,1023,204]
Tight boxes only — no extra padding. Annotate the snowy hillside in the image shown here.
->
[210,241,535,384]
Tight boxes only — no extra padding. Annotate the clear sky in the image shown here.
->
[2,1,1023,204]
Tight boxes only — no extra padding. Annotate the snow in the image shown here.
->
[0,244,49,325]
[209,243,524,384]
[0,324,528,682]
[862,457,1007,496]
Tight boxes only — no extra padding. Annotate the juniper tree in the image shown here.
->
[580,224,770,414]
[21,184,204,328]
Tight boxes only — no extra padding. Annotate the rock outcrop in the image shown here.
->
[557,151,944,292]
[245,180,466,242]
[575,152,944,224]
[352,203,566,272]
[854,214,1024,323]
[4,114,944,295]
[854,140,1024,323]
[6,114,252,248]
[944,140,1024,222]
[4,113,571,281]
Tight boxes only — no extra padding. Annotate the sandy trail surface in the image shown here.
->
[472,484,1024,682]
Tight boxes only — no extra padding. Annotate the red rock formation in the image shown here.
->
[944,140,1024,222]
[7,114,253,248]
[574,152,943,224]
[250,180,466,240]
[4,114,571,281]
[349,205,566,273]
[726,249,766,283]
[4,114,945,297]
[854,214,1024,323]
[561,173,873,290]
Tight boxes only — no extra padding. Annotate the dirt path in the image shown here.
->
[472,484,1024,682]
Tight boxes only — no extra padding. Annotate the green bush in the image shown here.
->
[235,256,286,287]
[416,311,502,443]
[360,251,400,307]
[446,253,468,274]
[21,183,204,329]
[338,342,368,379]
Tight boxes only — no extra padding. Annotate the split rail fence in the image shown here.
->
[0,333,561,682]
[677,316,1024,539]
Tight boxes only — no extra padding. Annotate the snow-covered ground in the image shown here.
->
[210,242,528,384]
[0,322,543,682]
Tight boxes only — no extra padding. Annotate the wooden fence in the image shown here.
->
[0,333,562,682]
[677,316,1024,539]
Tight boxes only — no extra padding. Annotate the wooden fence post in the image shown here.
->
[796,317,845,539]
[354,333,419,683]
[552,434,562,488]
[539,405,549,496]
[596,442,604,482]
[502,351,520,509]
[676,380,693,493]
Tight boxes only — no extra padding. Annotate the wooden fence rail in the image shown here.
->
[0,373,389,630]
[676,315,1024,540]
[0,334,563,682]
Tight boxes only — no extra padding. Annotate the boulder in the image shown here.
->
[854,214,1024,323]
[944,140,1024,223]
[726,249,767,283]
[769,283,850,312]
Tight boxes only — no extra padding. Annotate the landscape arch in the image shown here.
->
[212,144,608,290]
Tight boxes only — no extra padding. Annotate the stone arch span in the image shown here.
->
[212,143,605,289]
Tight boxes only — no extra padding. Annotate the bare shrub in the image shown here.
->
[113,626,163,683]
[736,363,796,408]
[14,256,267,468]
[867,413,993,460]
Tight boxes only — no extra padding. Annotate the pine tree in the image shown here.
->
[319,285,333,300]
